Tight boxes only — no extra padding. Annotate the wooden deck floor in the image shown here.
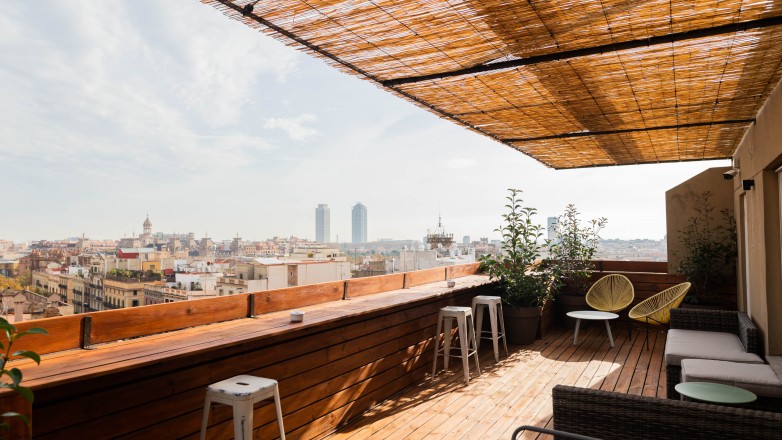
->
[328,321,667,440]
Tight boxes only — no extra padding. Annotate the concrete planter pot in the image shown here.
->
[503,306,541,345]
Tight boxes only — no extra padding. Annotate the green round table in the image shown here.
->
[675,381,757,404]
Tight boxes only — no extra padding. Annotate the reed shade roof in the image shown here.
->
[203,0,782,169]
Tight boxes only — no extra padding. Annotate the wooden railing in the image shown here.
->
[3,261,699,439]
[3,263,489,439]
[11,264,479,356]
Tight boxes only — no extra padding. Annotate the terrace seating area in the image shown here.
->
[1,262,779,439]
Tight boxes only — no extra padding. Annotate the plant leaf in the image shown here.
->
[13,386,33,403]
[8,368,22,387]
[11,351,41,365]
[1,411,30,425]
[15,328,48,339]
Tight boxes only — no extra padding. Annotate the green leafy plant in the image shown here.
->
[676,191,737,301]
[480,189,554,308]
[546,204,607,295]
[0,317,47,434]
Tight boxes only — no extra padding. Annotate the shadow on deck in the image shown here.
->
[329,322,666,439]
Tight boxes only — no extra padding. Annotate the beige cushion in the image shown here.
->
[665,329,764,366]
[681,359,782,398]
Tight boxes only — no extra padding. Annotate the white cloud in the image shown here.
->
[263,113,318,141]
[447,158,476,170]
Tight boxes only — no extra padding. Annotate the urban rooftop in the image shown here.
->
[2,0,782,439]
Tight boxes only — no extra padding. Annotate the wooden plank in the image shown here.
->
[594,260,668,273]
[447,263,481,278]
[642,330,666,397]
[89,294,248,344]
[10,314,83,355]
[347,274,404,298]
[596,271,686,284]
[405,268,446,287]
[0,393,31,439]
[253,281,345,314]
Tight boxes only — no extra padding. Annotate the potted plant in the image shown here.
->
[675,191,737,306]
[480,189,555,345]
[0,317,47,438]
[546,204,606,327]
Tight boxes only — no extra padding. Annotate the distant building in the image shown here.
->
[425,215,454,250]
[198,237,215,257]
[141,215,153,246]
[0,259,19,277]
[216,259,350,295]
[547,217,559,242]
[463,236,470,245]
[392,246,475,272]
[352,203,368,243]
[103,278,146,309]
[316,204,330,243]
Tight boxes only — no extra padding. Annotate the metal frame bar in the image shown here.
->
[511,425,601,440]
[504,119,755,142]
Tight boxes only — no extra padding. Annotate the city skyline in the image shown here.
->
[1,1,727,244]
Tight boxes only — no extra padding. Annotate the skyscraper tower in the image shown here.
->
[316,204,330,243]
[352,202,368,243]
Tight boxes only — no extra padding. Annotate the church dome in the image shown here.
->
[143,216,152,228]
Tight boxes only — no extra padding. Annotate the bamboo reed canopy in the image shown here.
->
[203,0,782,169]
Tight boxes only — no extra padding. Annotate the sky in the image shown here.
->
[0,1,729,244]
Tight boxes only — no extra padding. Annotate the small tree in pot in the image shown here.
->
[675,191,737,305]
[480,189,555,344]
[546,204,606,327]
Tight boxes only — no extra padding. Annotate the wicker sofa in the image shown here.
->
[665,308,762,399]
[552,385,782,439]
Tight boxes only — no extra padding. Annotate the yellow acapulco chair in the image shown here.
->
[585,274,635,313]
[628,282,691,350]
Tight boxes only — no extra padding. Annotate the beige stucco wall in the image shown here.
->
[666,167,734,274]
[732,75,782,355]
[292,261,352,286]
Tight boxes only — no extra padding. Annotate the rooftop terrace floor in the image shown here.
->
[329,320,666,439]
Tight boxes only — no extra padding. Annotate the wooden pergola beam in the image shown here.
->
[504,119,756,143]
[384,15,782,87]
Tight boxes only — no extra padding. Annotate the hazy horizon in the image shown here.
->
[0,1,728,244]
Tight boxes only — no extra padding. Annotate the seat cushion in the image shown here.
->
[681,359,782,398]
[665,329,764,366]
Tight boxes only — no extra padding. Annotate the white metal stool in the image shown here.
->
[471,295,509,362]
[200,375,286,440]
[432,306,480,383]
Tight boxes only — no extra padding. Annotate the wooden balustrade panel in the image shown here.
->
[405,267,446,287]
[593,260,668,273]
[347,273,404,298]
[447,262,481,278]
[89,294,248,345]
[28,280,490,440]
[252,281,345,315]
[11,315,83,355]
